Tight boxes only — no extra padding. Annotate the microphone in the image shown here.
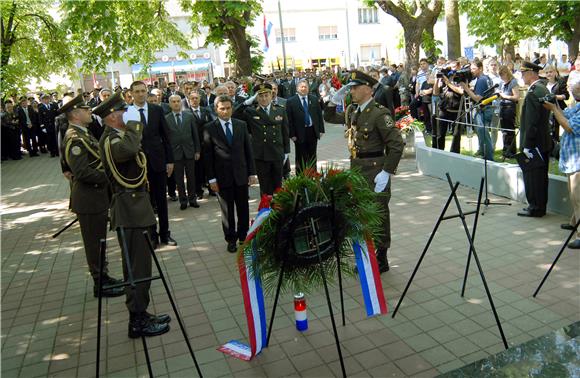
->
[479,94,499,107]
[481,83,499,97]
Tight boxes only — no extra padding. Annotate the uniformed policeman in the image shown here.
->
[94,93,170,338]
[517,61,552,217]
[60,94,124,298]
[324,70,404,273]
[242,83,290,195]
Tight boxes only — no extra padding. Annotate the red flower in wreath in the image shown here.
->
[303,167,322,179]
[331,75,342,90]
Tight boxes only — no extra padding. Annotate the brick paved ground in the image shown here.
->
[2,123,578,377]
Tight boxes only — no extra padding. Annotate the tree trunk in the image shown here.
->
[227,24,252,76]
[503,43,515,60]
[445,0,461,59]
[567,38,579,60]
[404,27,423,69]
[424,25,437,62]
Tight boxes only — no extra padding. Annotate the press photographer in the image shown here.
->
[433,63,465,152]
[461,61,495,161]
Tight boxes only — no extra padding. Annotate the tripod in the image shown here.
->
[533,219,580,297]
[95,230,203,377]
[265,188,347,378]
[449,101,511,213]
[392,173,509,350]
[51,218,78,238]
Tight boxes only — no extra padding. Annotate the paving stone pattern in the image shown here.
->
[1,123,578,377]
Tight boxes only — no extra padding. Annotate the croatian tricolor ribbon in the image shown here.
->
[218,207,270,361]
[353,239,388,317]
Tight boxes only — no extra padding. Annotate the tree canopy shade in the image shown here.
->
[60,0,190,72]
[181,0,263,76]
[529,0,580,59]
[1,0,71,94]
[370,0,443,68]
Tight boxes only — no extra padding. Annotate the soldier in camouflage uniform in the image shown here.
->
[94,92,171,338]
[324,70,404,273]
[60,94,124,298]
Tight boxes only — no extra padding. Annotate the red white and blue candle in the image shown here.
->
[294,293,308,331]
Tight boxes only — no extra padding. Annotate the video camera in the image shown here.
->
[436,65,473,83]
[538,93,557,104]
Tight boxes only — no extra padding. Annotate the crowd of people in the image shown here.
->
[1,51,579,338]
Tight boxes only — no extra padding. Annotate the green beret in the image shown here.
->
[58,94,91,114]
[92,92,128,119]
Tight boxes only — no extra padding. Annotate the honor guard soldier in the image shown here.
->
[60,94,125,297]
[94,93,170,338]
[324,70,404,273]
[242,83,290,195]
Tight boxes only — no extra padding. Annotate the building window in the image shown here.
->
[275,28,296,43]
[318,26,338,41]
[358,8,379,24]
[360,44,381,62]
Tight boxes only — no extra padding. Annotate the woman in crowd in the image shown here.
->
[498,65,519,158]
[544,65,570,142]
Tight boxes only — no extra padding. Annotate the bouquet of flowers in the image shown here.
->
[393,106,424,135]
[330,75,342,90]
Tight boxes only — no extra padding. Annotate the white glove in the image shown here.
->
[123,106,140,123]
[243,93,258,106]
[373,170,390,193]
[523,148,533,159]
[329,84,351,105]
[284,153,289,163]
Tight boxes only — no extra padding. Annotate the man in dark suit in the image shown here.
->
[271,82,287,107]
[280,72,293,99]
[166,95,200,210]
[369,69,395,116]
[286,79,325,172]
[243,83,290,195]
[39,93,58,156]
[517,62,552,217]
[163,81,184,103]
[185,91,214,198]
[17,98,39,157]
[127,81,177,246]
[203,95,257,253]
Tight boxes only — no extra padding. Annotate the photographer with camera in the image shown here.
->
[434,63,465,152]
[543,82,580,248]
[461,61,495,161]
[498,65,520,158]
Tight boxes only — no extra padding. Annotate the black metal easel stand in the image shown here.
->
[95,229,203,377]
[392,173,509,350]
[51,218,78,238]
[265,190,347,378]
[533,219,580,297]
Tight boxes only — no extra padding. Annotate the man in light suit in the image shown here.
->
[126,81,176,247]
[166,95,201,210]
[286,79,325,172]
[203,95,257,253]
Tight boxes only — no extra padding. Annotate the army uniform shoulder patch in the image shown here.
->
[375,103,385,109]
[384,115,394,127]
[71,145,82,156]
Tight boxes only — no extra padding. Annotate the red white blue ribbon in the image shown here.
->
[218,208,270,361]
[353,239,388,317]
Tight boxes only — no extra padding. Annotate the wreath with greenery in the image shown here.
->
[240,166,384,295]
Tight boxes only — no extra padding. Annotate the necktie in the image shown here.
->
[138,108,147,126]
[196,110,201,119]
[302,97,311,127]
[225,121,233,145]
[352,107,361,126]
[262,107,268,115]
[176,113,181,127]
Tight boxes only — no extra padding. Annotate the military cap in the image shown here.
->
[40,93,51,100]
[254,83,273,94]
[58,94,91,114]
[348,70,378,87]
[92,92,128,119]
[520,61,542,72]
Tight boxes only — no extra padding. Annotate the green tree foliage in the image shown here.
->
[181,0,263,76]
[527,1,580,59]
[1,0,71,94]
[370,0,443,69]
[60,0,190,73]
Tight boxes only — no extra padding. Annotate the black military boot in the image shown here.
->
[144,311,171,324]
[93,275,125,298]
[377,248,390,273]
[128,312,170,338]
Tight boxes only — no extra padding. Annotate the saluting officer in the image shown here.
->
[60,94,124,297]
[243,83,290,195]
[324,70,404,273]
[94,93,170,338]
